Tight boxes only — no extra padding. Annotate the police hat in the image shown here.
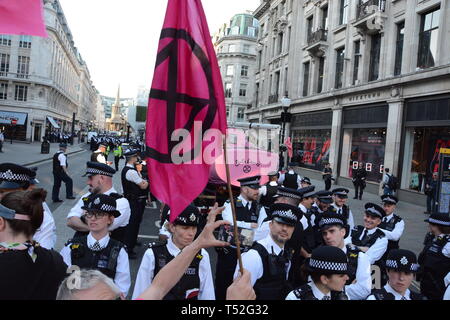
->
[318,211,346,229]
[124,149,139,158]
[288,162,299,167]
[381,195,398,205]
[29,167,39,185]
[316,190,333,204]
[274,187,303,200]
[171,204,200,226]
[269,203,302,226]
[298,185,316,198]
[81,193,120,218]
[301,177,312,185]
[308,246,349,275]
[237,175,261,190]
[424,212,450,227]
[0,163,34,189]
[332,188,350,198]
[83,161,116,177]
[267,171,279,177]
[59,143,67,148]
[385,249,420,273]
[364,202,386,219]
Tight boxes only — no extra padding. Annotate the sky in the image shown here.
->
[58,0,261,98]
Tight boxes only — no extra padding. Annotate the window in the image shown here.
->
[394,22,405,76]
[418,7,440,69]
[226,65,234,76]
[277,32,284,55]
[19,35,32,48]
[0,53,10,76]
[0,35,11,46]
[14,85,28,101]
[228,44,236,53]
[247,27,256,37]
[353,41,361,84]
[226,106,230,118]
[239,84,247,97]
[230,26,240,35]
[0,83,7,100]
[307,16,314,41]
[322,6,329,30]
[317,57,325,93]
[258,50,262,70]
[369,34,381,81]
[287,27,292,51]
[303,62,310,96]
[241,65,249,77]
[335,48,345,89]
[225,83,232,98]
[243,44,250,53]
[17,56,30,78]
[237,108,245,121]
[255,83,260,106]
[274,71,281,96]
[339,0,349,25]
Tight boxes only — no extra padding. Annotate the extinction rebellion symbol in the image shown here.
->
[146,28,219,164]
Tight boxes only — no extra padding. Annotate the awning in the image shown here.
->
[47,116,60,129]
[0,111,28,125]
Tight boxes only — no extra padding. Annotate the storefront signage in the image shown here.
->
[348,92,382,103]
[379,165,384,174]
[438,155,450,214]
[440,148,450,155]
[352,161,359,169]
[0,111,27,125]
[366,163,373,172]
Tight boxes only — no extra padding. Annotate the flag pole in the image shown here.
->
[222,136,244,275]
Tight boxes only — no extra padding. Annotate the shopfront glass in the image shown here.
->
[291,129,331,171]
[402,127,450,193]
[348,128,386,183]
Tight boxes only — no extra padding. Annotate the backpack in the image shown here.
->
[387,174,399,190]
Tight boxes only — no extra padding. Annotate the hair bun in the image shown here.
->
[25,188,47,204]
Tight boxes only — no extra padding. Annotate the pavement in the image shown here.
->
[0,141,85,166]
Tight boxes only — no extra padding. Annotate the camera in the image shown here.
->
[216,224,255,248]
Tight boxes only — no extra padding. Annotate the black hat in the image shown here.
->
[267,171,279,177]
[124,149,139,158]
[0,163,34,189]
[364,202,386,219]
[301,177,312,185]
[288,162,299,167]
[83,162,116,177]
[81,193,121,218]
[308,246,349,275]
[29,167,39,185]
[316,190,333,204]
[299,185,316,198]
[332,188,350,198]
[59,143,67,148]
[274,187,303,200]
[424,212,450,227]
[269,203,302,226]
[385,249,420,273]
[318,212,346,230]
[237,175,261,190]
[381,195,398,205]
[172,204,200,226]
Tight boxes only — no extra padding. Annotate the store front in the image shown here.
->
[400,95,450,194]
[0,110,28,141]
[290,110,332,172]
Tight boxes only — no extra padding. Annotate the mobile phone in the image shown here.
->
[216,224,255,248]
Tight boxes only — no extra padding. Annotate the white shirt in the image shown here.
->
[444,272,450,300]
[132,237,215,300]
[222,195,267,230]
[382,174,391,186]
[378,214,405,242]
[367,283,412,300]
[234,234,289,286]
[67,187,131,230]
[438,234,450,258]
[33,202,57,250]
[95,150,107,164]
[332,203,355,232]
[341,245,372,300]
[358,228,388,264]
[298,204,311,230]
[259,181,278,196]
[57,152,67,167]
[125,164,144,185]
[60,233,131,296]
[0,132,4,142]
[286,280,332,300]
[278,170,302,187]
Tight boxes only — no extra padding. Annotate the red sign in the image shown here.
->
[11,119,17,125]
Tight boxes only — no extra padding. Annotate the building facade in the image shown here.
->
[126,86,149,139]
[214,13,260,122]
[0,0,97,142]
[249,0,450,205]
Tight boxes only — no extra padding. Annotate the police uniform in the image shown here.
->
[259,171,279,211]
[286,246,350,300]
[60,193,131,296]
[418,213,450,300]
[215,175,267,300]
[234,203,301,300]
[278,163,302,189]
[91,144,107,164]
[351,203,388,265]
[367,249,425,300]
[444,272,450,300]
[51,143,74,202]
[318,213,372,300]
[298,186,319,254]
[331,188,355,238]
[300,177,312,187]
[67,162,130,241]
[132,206,215,300]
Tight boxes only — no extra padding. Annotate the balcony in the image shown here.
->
[306,29,328,57]
[268,94,279,105]
[353,0,387,35]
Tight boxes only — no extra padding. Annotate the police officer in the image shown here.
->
[67,162,130,242]
[52,143,75,203]
[278,162,302,189]
[300,177,312,188]
[418,212,450,300]
[318,212,372,300]
[298,186,320,261]
[91,143,108,164]
[132,205,215,300]
[122,149,149,259]
[259,171,279,211]
[310,190,334,250]
[61,193,131,296]
[215,175,268,300]
[331,188,355,237]
[367,249,425,300]
[351,203,388,266]
[352,162,367,200]
[286,246,350,300]
[234,203,301,300]
[113,142,124,171]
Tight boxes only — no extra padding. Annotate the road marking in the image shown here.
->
[138,235,159,239]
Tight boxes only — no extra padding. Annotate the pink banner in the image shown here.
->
[0,0,47,37]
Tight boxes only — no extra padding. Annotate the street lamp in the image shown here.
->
[279,95,292,171]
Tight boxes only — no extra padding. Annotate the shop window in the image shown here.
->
[291,129,331,172]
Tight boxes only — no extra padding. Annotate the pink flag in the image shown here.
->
[146,0,227,222]
[285,137,293,159]
[0,0,47,37]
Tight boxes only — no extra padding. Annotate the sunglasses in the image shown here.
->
[85,211,109,219]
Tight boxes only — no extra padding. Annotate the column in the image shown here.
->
[329,103,343,180]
